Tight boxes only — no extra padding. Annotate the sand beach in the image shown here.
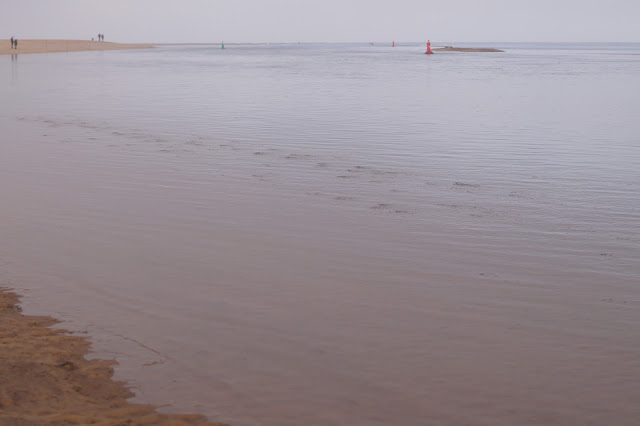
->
[0,289,221,425]
[0,39,154,55]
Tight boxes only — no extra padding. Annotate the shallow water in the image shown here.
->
[1,43,639,425]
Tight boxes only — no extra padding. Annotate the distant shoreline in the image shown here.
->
[0,40,275,55]
[0,39,154,55]
[1,40,505,55]
[434,46,504,52]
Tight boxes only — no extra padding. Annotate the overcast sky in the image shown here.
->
[2,0,639,43]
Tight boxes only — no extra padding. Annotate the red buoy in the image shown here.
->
[425,40,433,54]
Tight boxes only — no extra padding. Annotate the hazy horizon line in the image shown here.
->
[4,38,640,44]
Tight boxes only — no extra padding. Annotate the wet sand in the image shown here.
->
[0,289,222,425]
[0,39,154,55]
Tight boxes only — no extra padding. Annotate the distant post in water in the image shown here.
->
[425,40,433,55]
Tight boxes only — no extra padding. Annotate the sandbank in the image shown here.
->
[433,46,504,52]
[0,289,223,425]
[0,39,154,55]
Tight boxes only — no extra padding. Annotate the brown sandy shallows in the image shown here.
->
[433,46,504,52]
[0,289,223,426]
[0,39,154,55]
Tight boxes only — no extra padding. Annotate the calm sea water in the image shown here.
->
[1,43,639,425]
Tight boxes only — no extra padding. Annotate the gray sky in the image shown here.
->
[2,0,639,43]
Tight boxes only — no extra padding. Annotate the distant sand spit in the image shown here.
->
[434,46,504,52]
[0,39,154,55]
[0,289,222,425]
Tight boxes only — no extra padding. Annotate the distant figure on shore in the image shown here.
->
[10,36,14,49]
[14,38,18,50]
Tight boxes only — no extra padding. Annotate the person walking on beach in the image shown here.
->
[14,38,18,49]
[10,36,14,49]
